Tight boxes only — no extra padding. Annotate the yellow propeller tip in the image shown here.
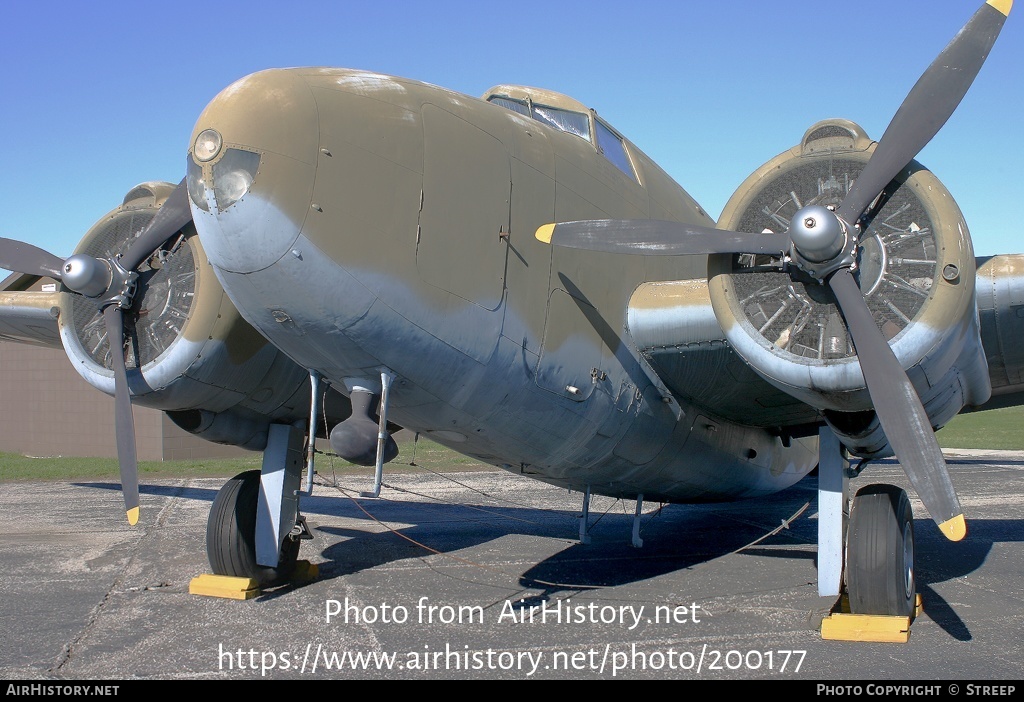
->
[939,513,967,541]
[127,507,140,526]
[988,0,1012,17]
[535,223,555,244]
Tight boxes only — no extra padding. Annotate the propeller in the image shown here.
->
[0,177,192,525]
[534,220,789,257]
[536,0,1013,541]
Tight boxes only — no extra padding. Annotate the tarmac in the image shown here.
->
[1,449,1022,681]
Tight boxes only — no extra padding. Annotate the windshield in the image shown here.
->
[487,96,590,141]
[487,93,636,180]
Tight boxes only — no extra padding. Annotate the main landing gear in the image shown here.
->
[204,421,309,590]
[206,470,301,588]
[201,369,400,593]
[818,427,919,640]
[846,484,916,618]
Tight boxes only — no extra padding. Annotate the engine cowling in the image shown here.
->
[56,181,349,448]
[707,120,991,456]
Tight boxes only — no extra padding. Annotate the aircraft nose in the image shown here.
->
[186,69,319,274]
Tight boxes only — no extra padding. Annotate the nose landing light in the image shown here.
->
[187,129,261,213]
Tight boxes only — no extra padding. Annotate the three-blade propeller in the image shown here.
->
[0,178,192,525]
[537,0,1013,541]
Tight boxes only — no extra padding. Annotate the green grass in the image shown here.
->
[0,453,260,483]
[936,404,1024,450]
[1,407,1019,483]
[0,435,488,483]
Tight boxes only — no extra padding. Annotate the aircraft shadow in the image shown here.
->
[946,457,1024,467]
[74,477,1023,640]
[74,481,220,502]
[309,479,823,592]
[909,517,1023,641]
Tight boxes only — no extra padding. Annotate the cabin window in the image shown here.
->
[488,96,590,141]
[595,118,637,181]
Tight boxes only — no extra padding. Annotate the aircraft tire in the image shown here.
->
[206,469,299,588]
[845,484,915,617]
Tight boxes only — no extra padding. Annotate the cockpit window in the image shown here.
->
[488,96,590,141]
[489,94,637,181]
[488,96,531,118]
[531,105,590,140]
[595,118,637,181]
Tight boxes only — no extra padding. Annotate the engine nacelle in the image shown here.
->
[707,120,991,454]
[57,182,349,449]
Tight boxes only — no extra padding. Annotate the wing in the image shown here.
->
[0,276,61,348]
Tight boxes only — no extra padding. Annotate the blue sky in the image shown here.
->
[1,0,1021,267]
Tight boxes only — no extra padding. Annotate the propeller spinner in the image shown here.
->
[0,177,192,525]
[537,0,1014,541]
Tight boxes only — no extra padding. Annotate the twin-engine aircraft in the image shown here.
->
[0,0,1020,616]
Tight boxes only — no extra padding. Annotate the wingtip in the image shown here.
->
[127,506,140,526]
[939,513,967,541]
[987,0,1012,17]
[535,223,555,244]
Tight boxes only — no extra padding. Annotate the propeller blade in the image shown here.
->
[103,304,140,526]
[837,0,1012,226]
[0,238,65,280]
[828,268,965,541]
[536,219,789,256]
[0,180,190,527]
[120,178,192,271]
